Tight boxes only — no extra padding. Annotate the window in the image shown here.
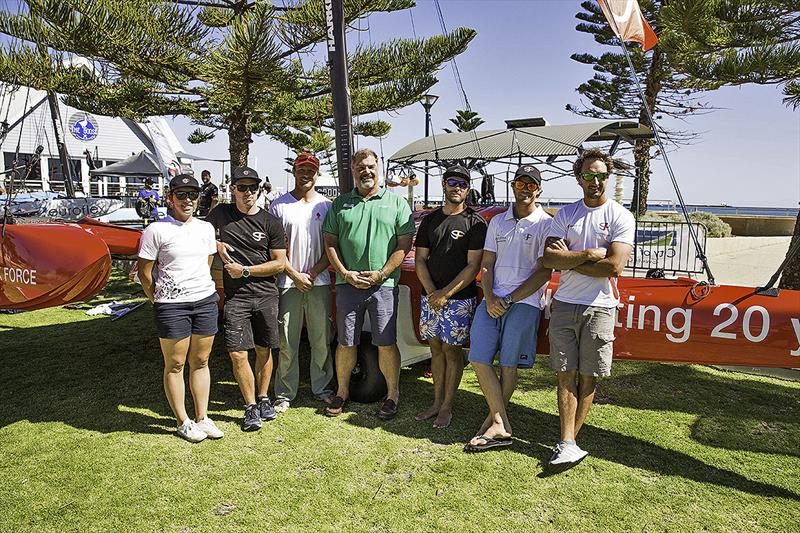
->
[3,151,43,190]
[47,158,82,192]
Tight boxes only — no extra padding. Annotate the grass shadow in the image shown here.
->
[338,364,799,503]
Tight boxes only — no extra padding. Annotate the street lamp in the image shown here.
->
[420,93,438,207]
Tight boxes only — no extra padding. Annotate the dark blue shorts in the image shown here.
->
[153,292,219,340]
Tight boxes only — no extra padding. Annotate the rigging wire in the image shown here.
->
[605,15,715,285]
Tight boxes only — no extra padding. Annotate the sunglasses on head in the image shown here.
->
[580,171,609,182]
[173,190,199,201]
[512,180,538,192]
[445,178,469,189]
[236,184,260,193]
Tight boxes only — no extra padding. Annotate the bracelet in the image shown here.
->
[307,271,316,281]
[378,269,386,281]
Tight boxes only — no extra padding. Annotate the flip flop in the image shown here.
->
[324,396,347,417]
[463,435,513,453]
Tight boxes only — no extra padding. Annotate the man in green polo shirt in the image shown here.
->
[322,148,415,420]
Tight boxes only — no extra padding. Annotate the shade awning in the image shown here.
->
[388,120,653,163]
[89,151,162,177]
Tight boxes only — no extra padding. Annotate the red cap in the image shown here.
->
[293,152,320,170]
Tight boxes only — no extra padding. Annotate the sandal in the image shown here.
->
[376,398,398,420]
[324,396,347,417]
[463,434,513,453]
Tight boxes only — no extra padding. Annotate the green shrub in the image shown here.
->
[638,210,732,238]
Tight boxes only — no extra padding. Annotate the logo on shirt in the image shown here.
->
[252,231,266,241]
[599,222,609,231]
[450,229,465,240]
[524,233,533,241]
[316,212,321,220]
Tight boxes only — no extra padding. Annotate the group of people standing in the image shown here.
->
[137,147,633,470]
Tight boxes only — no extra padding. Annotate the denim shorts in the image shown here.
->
[419,296,477,346]
[335,284,399,347]
[223,293,279,351]
[467,300,541,368]
[153,292,219,340]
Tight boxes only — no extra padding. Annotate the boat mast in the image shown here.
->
[324,0,354,193]
[46,91,76,198]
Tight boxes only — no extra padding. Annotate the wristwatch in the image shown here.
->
[502,294,514,306]
[242,265,250,278]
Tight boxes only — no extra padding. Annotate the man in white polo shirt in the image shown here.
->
[269,153,334,411]
[464,165,553,453]
[543,148,635,468]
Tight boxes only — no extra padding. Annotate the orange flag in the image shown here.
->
[598,0,659,51]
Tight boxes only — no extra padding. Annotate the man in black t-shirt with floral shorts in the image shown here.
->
[206,166,287,432]
[414,164,487,429]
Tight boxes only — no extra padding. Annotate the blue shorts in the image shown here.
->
[335,284,399,347]
[419,296,477,346]
[153,292,219,340]
[467,300,541,368]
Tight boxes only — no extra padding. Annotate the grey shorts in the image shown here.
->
[335,284,399,347]
[223,293,279,352]
[548,300,616,377]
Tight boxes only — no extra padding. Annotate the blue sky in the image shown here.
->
[167,0,799,208]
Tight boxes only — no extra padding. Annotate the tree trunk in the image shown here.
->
[630,46,664,217]
[631,139,654,215]
[778,211,800,290]
[228,110,251,168]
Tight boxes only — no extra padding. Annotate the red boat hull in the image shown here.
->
[76,218,142,258]
[0,223,112,310]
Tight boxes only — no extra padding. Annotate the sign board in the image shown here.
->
[68,112,99,141]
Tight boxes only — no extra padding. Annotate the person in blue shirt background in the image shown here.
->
[137,177,161,225]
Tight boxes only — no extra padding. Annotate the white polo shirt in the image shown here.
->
[548,199,635,308]
[268,191,332,288]
[483,205,552,309]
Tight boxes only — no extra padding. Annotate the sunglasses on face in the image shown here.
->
[236,184,260,193]
[445,178,469,190]
[173,191,199,201]
[512,180,538,192]
[580,171,609,182]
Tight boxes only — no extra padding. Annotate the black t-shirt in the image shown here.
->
[415,207,487,300]
[198,182,219,212]
[206,203,286,298]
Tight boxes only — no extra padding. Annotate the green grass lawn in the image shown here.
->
[1,271,799,531]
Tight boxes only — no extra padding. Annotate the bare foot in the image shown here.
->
[468,419,511,446]
[414,405,440,421]
[433,409,452,429]
[476,413,493,436]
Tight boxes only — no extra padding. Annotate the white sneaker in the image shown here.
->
[196,417,224,439]
[548,441,588,466]
[176,419,207,443]
[274,400,290,414]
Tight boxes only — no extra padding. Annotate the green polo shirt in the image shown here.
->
[323,187,415,287]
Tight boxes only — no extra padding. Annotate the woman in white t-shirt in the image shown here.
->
[137,174,224,443]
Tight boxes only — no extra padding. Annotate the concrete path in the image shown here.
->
[705,237,792,287]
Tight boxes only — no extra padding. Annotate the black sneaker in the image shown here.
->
[257,396,277,421]
[242,404,262,431]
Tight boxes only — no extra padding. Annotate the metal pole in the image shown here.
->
[423,109,430,207]
[46,91,75,198]
[325,0,353,193]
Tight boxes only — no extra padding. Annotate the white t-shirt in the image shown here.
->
[268,191,332,288]
[137,215,217,303]
[548,199,635,308]
[483,205,552,309]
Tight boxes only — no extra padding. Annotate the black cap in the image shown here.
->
[231,166,261,183]
[514,164,541,185]
[144,177,154,185]
[169,174,200,190]
[443,164,471,181]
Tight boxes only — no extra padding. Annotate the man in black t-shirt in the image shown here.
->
[414,164,487,429]
[206,166,287,432]
[197,169,218,218]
